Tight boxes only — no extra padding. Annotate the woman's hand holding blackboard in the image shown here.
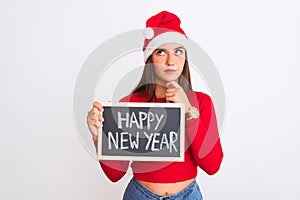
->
[87,102,104,143]
[166,81,192,113]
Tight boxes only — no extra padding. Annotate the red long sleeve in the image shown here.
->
[94,138,129,182]
[99,160,130,182]
[185,92,223,175]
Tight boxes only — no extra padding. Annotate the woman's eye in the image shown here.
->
[156,49,166,56]
[174,49,183,55]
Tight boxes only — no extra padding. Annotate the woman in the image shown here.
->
[87,11,223,200]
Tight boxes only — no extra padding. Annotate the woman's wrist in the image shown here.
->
[93,137,98,153]
[93,136,98,145]
[185,102,192,114]
[185,106,200,120]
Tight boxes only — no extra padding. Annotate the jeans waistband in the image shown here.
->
[132,177,197,200]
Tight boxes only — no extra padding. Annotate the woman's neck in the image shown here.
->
[155,83,167,98]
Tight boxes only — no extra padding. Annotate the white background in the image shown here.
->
[1,0,299,199]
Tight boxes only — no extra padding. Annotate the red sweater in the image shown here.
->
[99,91,223,183]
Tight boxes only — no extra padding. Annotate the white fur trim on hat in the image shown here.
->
[143,31,189,62]
[143,28,154,39]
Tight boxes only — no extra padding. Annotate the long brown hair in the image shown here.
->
[131,52,193,102]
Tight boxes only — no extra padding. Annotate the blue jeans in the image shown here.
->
[123,177,203,200]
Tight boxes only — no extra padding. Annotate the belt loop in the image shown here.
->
[159,197,171,200]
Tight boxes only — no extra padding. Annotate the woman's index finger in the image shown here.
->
[93,101,103,112]
[166,81,180,88]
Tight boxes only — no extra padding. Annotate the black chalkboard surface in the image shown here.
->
[98,102,185,161]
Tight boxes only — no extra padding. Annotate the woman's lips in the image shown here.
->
[164,69,176,73]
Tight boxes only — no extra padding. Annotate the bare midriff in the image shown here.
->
[137,178,195,195]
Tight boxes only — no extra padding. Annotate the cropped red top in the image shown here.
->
[98,91,223,183]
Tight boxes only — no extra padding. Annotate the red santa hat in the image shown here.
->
[143,11,189,62]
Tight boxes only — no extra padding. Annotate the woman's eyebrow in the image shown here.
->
[155,48,166,51]
[174,46,185,50]
[155,47,185,51]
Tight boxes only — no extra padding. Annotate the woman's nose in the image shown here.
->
[166,53,175,66]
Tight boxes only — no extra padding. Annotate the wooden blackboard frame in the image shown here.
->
[97,102,185,162]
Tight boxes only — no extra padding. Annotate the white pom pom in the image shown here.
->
[143,28,154,39]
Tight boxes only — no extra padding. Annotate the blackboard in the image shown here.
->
[98,102,185,161]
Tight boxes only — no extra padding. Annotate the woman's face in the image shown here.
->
[152,43,186,85]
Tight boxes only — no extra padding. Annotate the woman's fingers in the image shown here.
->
[88,109,100,119]
[166,96,174,102]
[87,117,102,127]
[166,87,180,103]
[89,102,104,121]
[166,92,177,102]
[166,92,175,97]
[87,116,103,138]
[167,88,179,94]
[166,80,180,89]
[165,81,191,110]
[88,110,104,124]
[87,101,105,139]
[165,82,181,100]
[93,101,103,112]
[166,93,177,103]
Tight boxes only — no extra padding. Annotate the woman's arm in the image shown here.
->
[185,93,224,175]
[164,81,223,174]
[93,138,129,183]
[87,102,130,183]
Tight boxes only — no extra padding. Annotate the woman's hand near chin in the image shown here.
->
[165,81,192,112]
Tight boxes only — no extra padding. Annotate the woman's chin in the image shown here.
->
[165,77,179,83]
[155,76,179,85]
